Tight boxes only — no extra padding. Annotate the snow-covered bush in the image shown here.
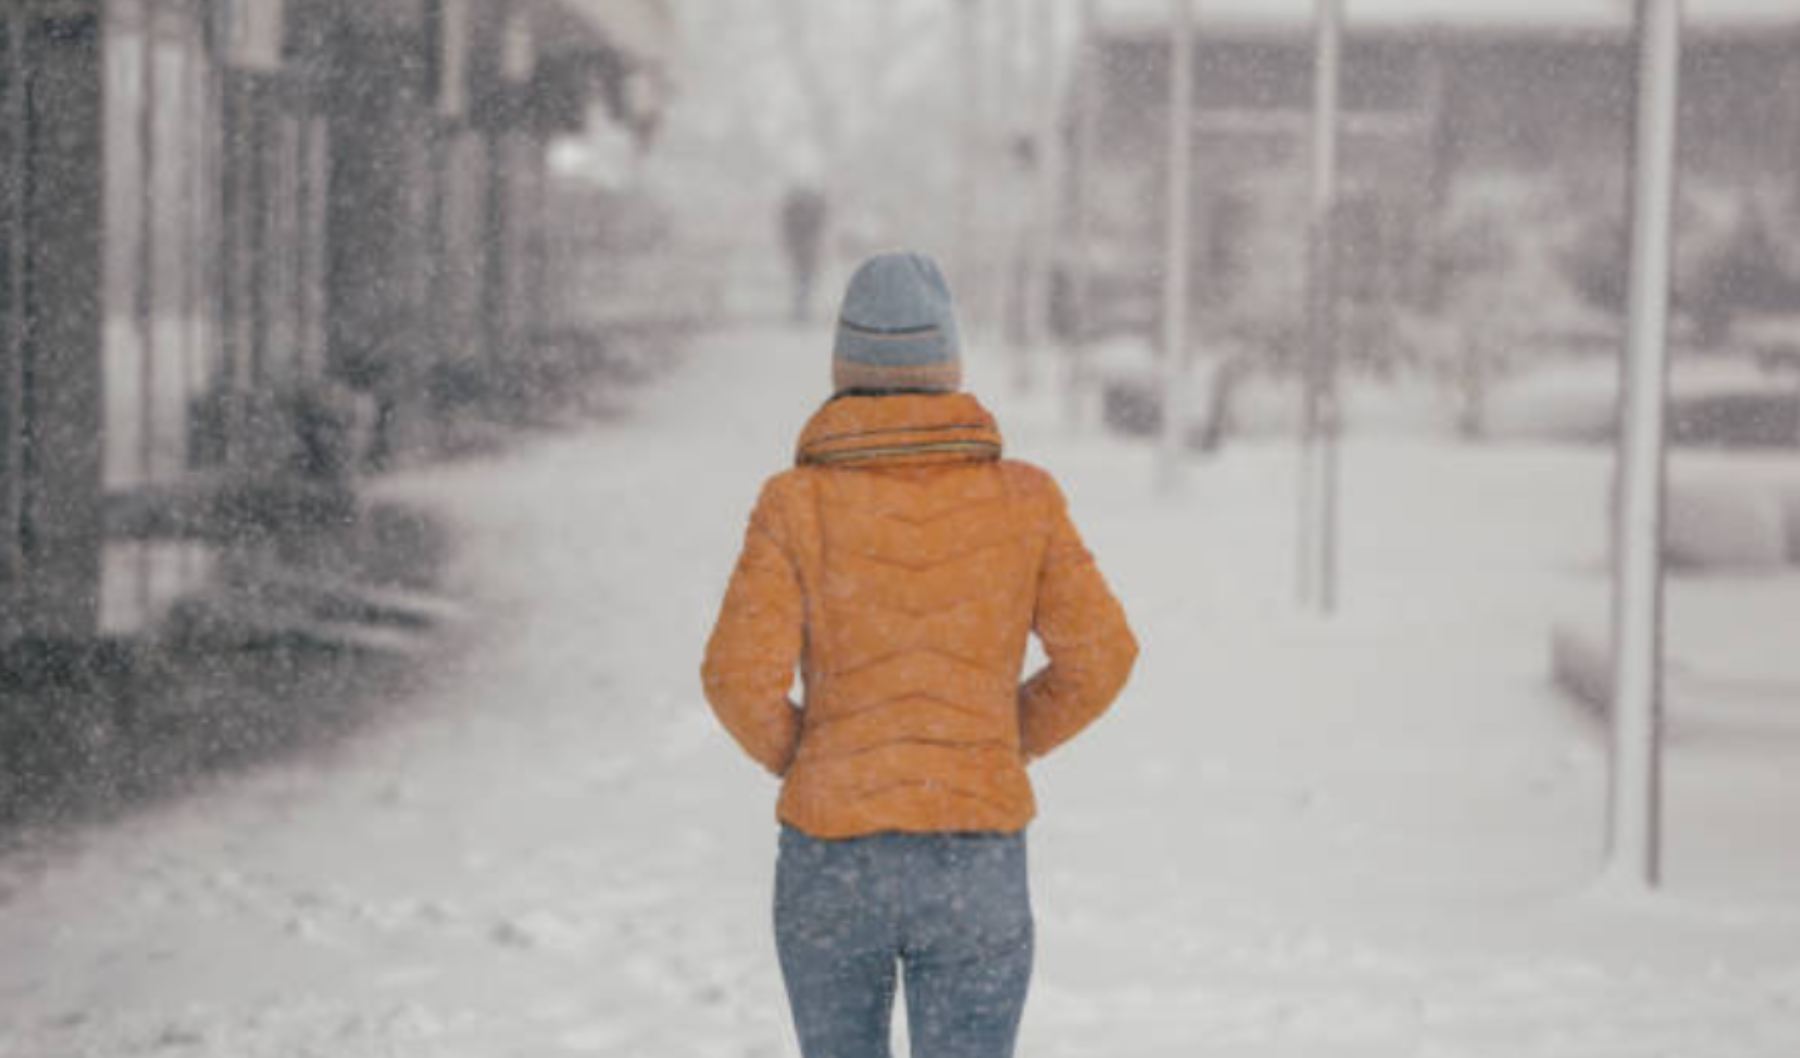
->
[1554,170,1752,342]
[1414,171,1607,438]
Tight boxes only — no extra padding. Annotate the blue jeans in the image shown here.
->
[774,826,1034,1058]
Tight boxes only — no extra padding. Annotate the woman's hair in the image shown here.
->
[828,386,943,403]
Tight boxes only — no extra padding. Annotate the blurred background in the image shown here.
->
[4,0,1800,647]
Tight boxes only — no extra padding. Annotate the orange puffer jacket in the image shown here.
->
[702,391,1137,838]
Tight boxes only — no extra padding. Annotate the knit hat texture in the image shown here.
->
[832,252,963,394]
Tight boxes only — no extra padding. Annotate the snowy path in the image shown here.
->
[2,323,1798,1057]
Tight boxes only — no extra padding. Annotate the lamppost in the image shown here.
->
[1298,0,1343,613]
[1606,0,1684,891]
[1157,0,1194,492]
[1066,0,1102,430]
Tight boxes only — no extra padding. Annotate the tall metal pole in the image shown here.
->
[1300,0,1343,610]
[1067,0,1101,431]
[995,0,1023,344]
[1606,0,1683,891]
[1157,0,1194,492]
[0,12,24,638]
[1020,0,1061,393]
[955,0,981,304]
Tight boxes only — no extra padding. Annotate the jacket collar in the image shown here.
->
[796,392,1003,468]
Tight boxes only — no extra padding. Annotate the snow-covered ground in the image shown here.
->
[1,321,1797,1058]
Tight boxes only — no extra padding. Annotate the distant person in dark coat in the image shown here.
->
[780,184,830,324]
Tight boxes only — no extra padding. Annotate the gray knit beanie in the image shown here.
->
[831,252,963,393]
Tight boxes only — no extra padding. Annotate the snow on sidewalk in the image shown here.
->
[1,322,1797,1058]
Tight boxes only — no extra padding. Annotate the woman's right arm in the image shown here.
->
[701,478,805,776]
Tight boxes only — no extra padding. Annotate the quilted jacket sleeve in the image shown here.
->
[701,477,804,775]
[1018,475,1138,760]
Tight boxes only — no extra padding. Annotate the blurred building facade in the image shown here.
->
[1074,5,1800,362]
[0,0,667,645]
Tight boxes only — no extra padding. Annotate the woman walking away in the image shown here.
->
[701,251,1137,1058]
